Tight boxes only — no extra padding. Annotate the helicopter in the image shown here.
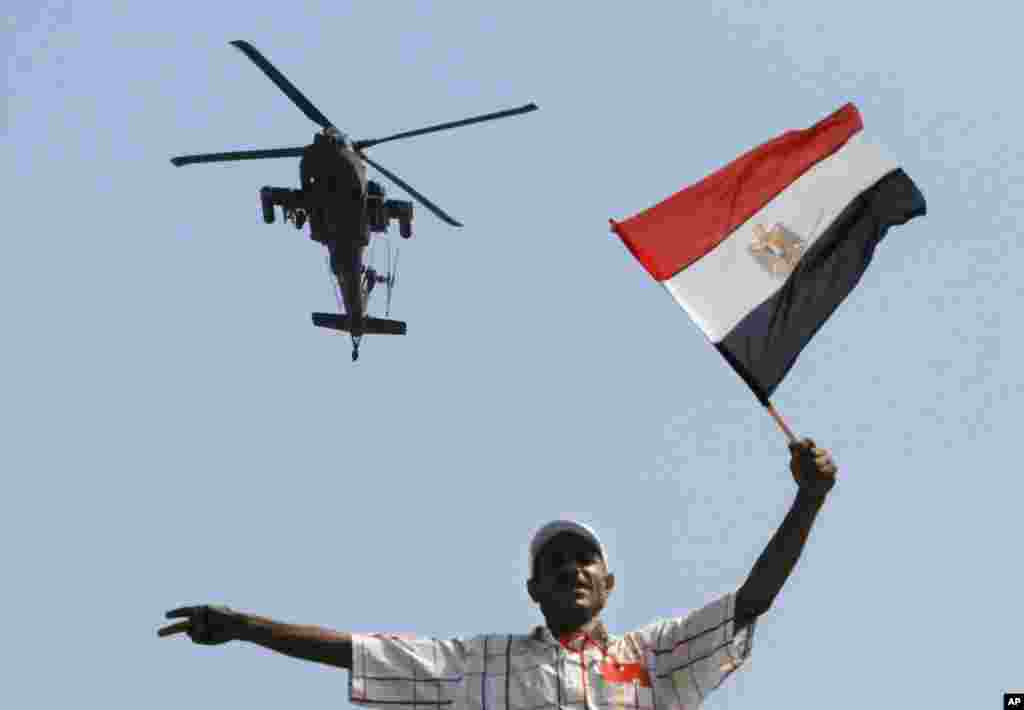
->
[170,40,538,361]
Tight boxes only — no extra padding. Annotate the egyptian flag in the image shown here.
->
[610,103,926,406]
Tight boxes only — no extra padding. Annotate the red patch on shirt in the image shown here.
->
[598,660,652,687]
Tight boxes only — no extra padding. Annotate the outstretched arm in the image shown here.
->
[159,605,353,670]
[239,613,353,669]
[734,439,837,630]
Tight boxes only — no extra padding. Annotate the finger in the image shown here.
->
[790,438,815,453]
[193,608,209,641]
[166,606,200,619]
[818,463,837,477]
[158,620,191,637]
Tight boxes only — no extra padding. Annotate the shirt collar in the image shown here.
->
[530,620,610,650]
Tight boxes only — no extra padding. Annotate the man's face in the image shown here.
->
[527,532,615,628]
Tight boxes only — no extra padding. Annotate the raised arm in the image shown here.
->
[734,439,837,630]
[159,605,353,670]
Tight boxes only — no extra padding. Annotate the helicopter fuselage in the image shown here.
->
[258,131,411,359]
[300,133,367,242]
[299,133,372,332]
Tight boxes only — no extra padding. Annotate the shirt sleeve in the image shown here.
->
[349,633,470,709]
[628,591,755,709]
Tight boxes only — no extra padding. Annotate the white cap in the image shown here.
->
[528,520,606,579]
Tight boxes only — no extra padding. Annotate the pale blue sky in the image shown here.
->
[4,2,1022,708]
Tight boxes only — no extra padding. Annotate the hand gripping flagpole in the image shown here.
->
[765,401,798,445]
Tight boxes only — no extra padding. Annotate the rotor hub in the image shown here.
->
[322,126,351,148]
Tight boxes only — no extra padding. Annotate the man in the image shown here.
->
[160,438,837,709]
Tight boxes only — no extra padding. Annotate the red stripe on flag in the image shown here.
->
[611,103,863,281]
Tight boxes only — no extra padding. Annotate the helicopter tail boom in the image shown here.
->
[311,313,407,336]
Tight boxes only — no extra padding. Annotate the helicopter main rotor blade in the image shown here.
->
[353,103,538,150]
[359,152,463,227]
[170,147,306,167]
[229,40,334,129]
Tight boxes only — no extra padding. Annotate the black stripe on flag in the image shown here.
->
[716,168,927,404]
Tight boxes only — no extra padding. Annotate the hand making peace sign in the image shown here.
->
[158,604,245,645]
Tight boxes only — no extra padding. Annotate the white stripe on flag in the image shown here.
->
[662,132,899,343]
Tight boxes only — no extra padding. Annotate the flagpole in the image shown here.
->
[764,401,798,444]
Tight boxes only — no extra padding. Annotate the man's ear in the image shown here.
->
[604,572,616,594]
[526,578,539,604]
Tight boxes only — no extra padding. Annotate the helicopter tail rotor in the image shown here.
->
[386,245,400,317]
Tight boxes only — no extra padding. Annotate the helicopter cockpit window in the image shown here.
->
[324,126,350,148]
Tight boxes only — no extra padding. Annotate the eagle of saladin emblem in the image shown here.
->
[748,223,805,277]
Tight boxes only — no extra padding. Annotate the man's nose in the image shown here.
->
[557,563,584,583]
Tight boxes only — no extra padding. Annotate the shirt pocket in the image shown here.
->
[461,643,561,710]
[508,662,560,710]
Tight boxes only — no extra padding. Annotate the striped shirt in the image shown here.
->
[349,591,753,710]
